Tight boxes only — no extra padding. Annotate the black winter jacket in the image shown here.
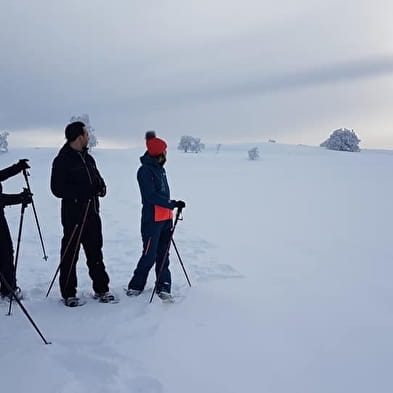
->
[0,164,24,210]
[51,144,106,213]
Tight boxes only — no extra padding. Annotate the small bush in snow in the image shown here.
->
[0,131,9,153]
[248,147,259,160]
[70,114,98,149]
[320,128,361,152]
[178,135,205,153]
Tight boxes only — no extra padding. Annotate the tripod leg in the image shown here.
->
[23,170,48,261]
[1,272,51,344]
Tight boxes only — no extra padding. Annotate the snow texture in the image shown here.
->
[1,143,393,393]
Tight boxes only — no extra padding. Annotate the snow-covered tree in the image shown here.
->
[0,131,9,153]
[248,147,259,160]
[320,128,361,152]
[70,114,98,149]
[178,136,205,153]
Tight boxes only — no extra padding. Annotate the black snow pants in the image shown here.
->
[0,212,16,296]
[59,200,110,299]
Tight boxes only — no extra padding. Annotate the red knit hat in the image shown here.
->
[146,137,167,156]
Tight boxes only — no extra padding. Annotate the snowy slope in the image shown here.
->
[1,143,393,393]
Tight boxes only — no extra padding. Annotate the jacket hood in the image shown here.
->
[140,152,161,167]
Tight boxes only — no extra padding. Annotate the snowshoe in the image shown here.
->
[64,296,86,307]
[157,291,175,303]
[93,291,119,304]
[125,288,142,297]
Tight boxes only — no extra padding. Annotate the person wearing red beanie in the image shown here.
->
[146,137,167,157]
[126,132,186,301]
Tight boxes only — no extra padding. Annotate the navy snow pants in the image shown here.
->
[128,219,172,293]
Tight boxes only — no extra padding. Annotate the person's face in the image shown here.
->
[158,150,167,165]
[80,127,89,148]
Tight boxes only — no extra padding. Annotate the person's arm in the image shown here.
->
[0,160,29,182]
[50,157,86,199]
[91,156,107,197]
[137,166,176,209]
[0,190,32,208]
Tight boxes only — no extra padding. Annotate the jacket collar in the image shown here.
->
[140,151,161,168]
[60,143,89,158]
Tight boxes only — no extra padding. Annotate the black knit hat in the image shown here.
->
[65,121,86,142]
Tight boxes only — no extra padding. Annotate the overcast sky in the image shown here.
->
[1,0,393,149]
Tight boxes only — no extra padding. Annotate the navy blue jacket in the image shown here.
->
[137,153,176,223]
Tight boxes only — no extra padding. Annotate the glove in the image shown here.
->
[20,188,33,206]
[16,159,30,171]
[96,184,107,197]
[174,200,186,209]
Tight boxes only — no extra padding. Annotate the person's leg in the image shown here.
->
[0,214,16,296]
[155,220,172,293]
[128,221,163,291]
[81,213,110,294]
[59,224,80,299]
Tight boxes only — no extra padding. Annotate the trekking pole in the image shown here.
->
[8,198,28,316]
[149,207,184,303]
[1,272,51,344]
[22,169,48,261]
[64,200,91,289]
[46,224,79,297]
[171,238,191,287]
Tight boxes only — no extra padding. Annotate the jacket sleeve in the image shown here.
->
[0,193,22,208]
[137,166,176,209]
[50,156,82,199]
[0,164,22,182]
[91,156,106,190]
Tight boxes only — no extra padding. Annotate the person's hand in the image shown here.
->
[16,159,30,171]
[20,188,33,206]
[174,200,186,209]
[96,184,107,197]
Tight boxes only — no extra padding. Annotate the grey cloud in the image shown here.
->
[1,1,393,148]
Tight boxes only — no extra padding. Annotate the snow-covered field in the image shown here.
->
[1,143,393,393]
